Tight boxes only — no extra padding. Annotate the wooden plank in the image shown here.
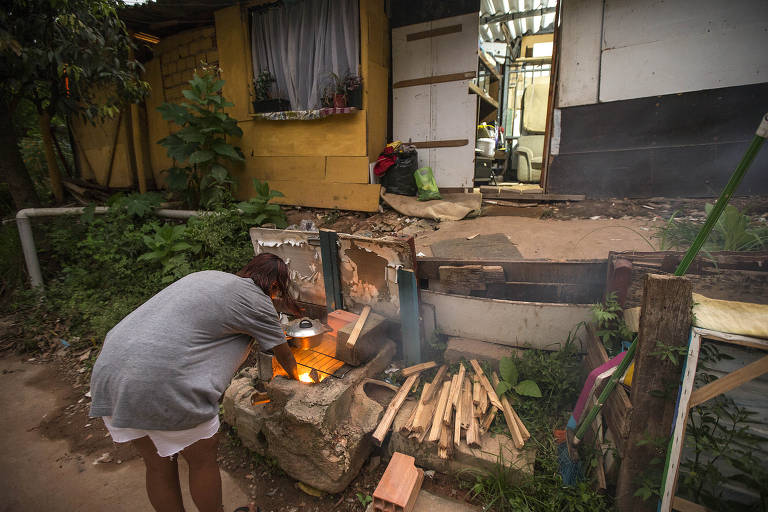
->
[480,406,498,432]
[398,268,422,365]
[672,496,713,512]
[409,139,469,149]
[319,229,341,312]
[243,180,381,212]
[491,372,524,449]
[477,50,501,80]
[660,331,702,512]
[486,281,603,304]
[428,381,452,442]
[372,374,419,446]
[693,327,768,351]
[453,381,463,446]
[422,365,447,404]
[401,361,437,377]
[215,5,250,121]
[460,376,473,429]
[240,111,367,157]
[417,258,607,283]
[616,274,693,512]
[689,354,768,408]
[412,382,438,433]
[467,82,499,108]
[407,23,462,41]
[393,71,476,89]
[422,290,593,350]
[244,156,326,181]
[325,156,370,183]
[469,360,503,410]
[439,265,487,292]
[345,305,371,349]
[480,186,586,202]
[366,61,389,162]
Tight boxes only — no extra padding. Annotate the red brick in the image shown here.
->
[373,452,424,512]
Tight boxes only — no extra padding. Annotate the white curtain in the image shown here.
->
[251,0,360,110]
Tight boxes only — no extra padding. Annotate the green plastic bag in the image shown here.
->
[414,167,441,201]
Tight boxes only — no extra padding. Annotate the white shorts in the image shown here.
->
[102,415,220,458]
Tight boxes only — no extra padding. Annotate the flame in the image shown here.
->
[299,372,313,383]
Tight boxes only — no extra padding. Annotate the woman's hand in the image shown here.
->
[272,342,300,380]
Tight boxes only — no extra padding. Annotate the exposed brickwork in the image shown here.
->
[156,26,218,106]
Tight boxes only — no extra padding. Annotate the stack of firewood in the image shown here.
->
[372,360,530,459]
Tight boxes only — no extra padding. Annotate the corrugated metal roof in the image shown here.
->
[480,0,557,43]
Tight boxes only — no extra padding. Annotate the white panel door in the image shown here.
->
[393,13,478,189]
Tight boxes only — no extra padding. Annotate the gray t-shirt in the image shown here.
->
[89,270,286,430]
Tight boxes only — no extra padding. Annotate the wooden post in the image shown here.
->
[616,274,692,511]
[39,111,63,202]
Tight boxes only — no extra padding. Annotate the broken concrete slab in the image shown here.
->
[443,337,522,370]
[222,340,396,493]
[366,490,480,512]
[386,400,535,482]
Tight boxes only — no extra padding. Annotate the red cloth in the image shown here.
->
[374,146,397,177]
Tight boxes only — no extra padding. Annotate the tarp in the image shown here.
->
[624,293,768,339]
[381,191,482,222]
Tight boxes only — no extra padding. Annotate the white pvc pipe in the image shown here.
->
[15,207,205,289]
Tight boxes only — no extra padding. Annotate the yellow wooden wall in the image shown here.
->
[215,0,389,212]
[73,2,390,212]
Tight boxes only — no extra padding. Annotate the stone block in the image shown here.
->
[443,337,522,370]
[336,311,390,366]
[222,340,396,493]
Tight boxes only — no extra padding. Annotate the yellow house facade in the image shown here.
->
[74,0,388,212]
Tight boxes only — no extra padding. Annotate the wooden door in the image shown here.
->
[392,13,478,189]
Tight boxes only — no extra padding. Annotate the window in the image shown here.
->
[250,0,360,111]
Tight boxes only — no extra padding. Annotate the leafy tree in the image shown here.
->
[157,65,244,210]
[0,0,148,207]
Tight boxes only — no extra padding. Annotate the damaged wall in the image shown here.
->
[249,228,325,305]
[338,234,416,318]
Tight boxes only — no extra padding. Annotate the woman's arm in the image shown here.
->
[272,342,299,380]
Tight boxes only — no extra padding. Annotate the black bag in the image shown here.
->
[382,149,418,196]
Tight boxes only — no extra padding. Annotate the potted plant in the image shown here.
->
[343,72,362,109]
[253,71,290,113]
[321,72,347,108]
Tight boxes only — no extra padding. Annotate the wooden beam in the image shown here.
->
[372,374,419,446]
[345,305,371,349]
[477,50,501,81]
[393,72,475,89]
[409,139,469,149]
[401,361,437,377]
[689,354,768,408]
[616,274,692,512]
[407,24,462,42]
[480,186,585,202]
[481,6,556,25]
[417,258,606,283]
[468,82,499,108]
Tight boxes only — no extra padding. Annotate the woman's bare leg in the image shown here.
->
[181,433,223,512]
[132,436,185,512]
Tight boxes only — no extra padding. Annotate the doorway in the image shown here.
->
[473,0,559,194]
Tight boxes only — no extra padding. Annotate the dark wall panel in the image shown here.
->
[389,0,479,28]
[548,82,768,198]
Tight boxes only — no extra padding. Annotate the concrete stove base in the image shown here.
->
[222,340,396,493]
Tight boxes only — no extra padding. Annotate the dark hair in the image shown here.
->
[236,253,297,311]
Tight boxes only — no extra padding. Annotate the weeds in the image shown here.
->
[656,204,768,252]
[591,292,634,357]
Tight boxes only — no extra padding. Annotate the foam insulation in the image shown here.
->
[337,234,415,319]
[249,228,325,305]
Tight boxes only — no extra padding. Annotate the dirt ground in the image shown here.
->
[284,196,768,260]
[0,351,467,512]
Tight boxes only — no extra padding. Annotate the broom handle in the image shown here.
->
[574,113,768,444]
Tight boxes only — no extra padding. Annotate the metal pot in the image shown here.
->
[285,317,327,349]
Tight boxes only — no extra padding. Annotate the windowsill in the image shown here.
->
[250,107,361,121]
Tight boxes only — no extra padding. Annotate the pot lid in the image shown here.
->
[285,317,327,338]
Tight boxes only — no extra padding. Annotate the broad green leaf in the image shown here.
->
[212,141,244,161]
[210,164,230,182]
[495,380,512,397]
[499,357,518,387]
[189,150,214,164]
[182,89,201,102]
[513,380,542,398]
